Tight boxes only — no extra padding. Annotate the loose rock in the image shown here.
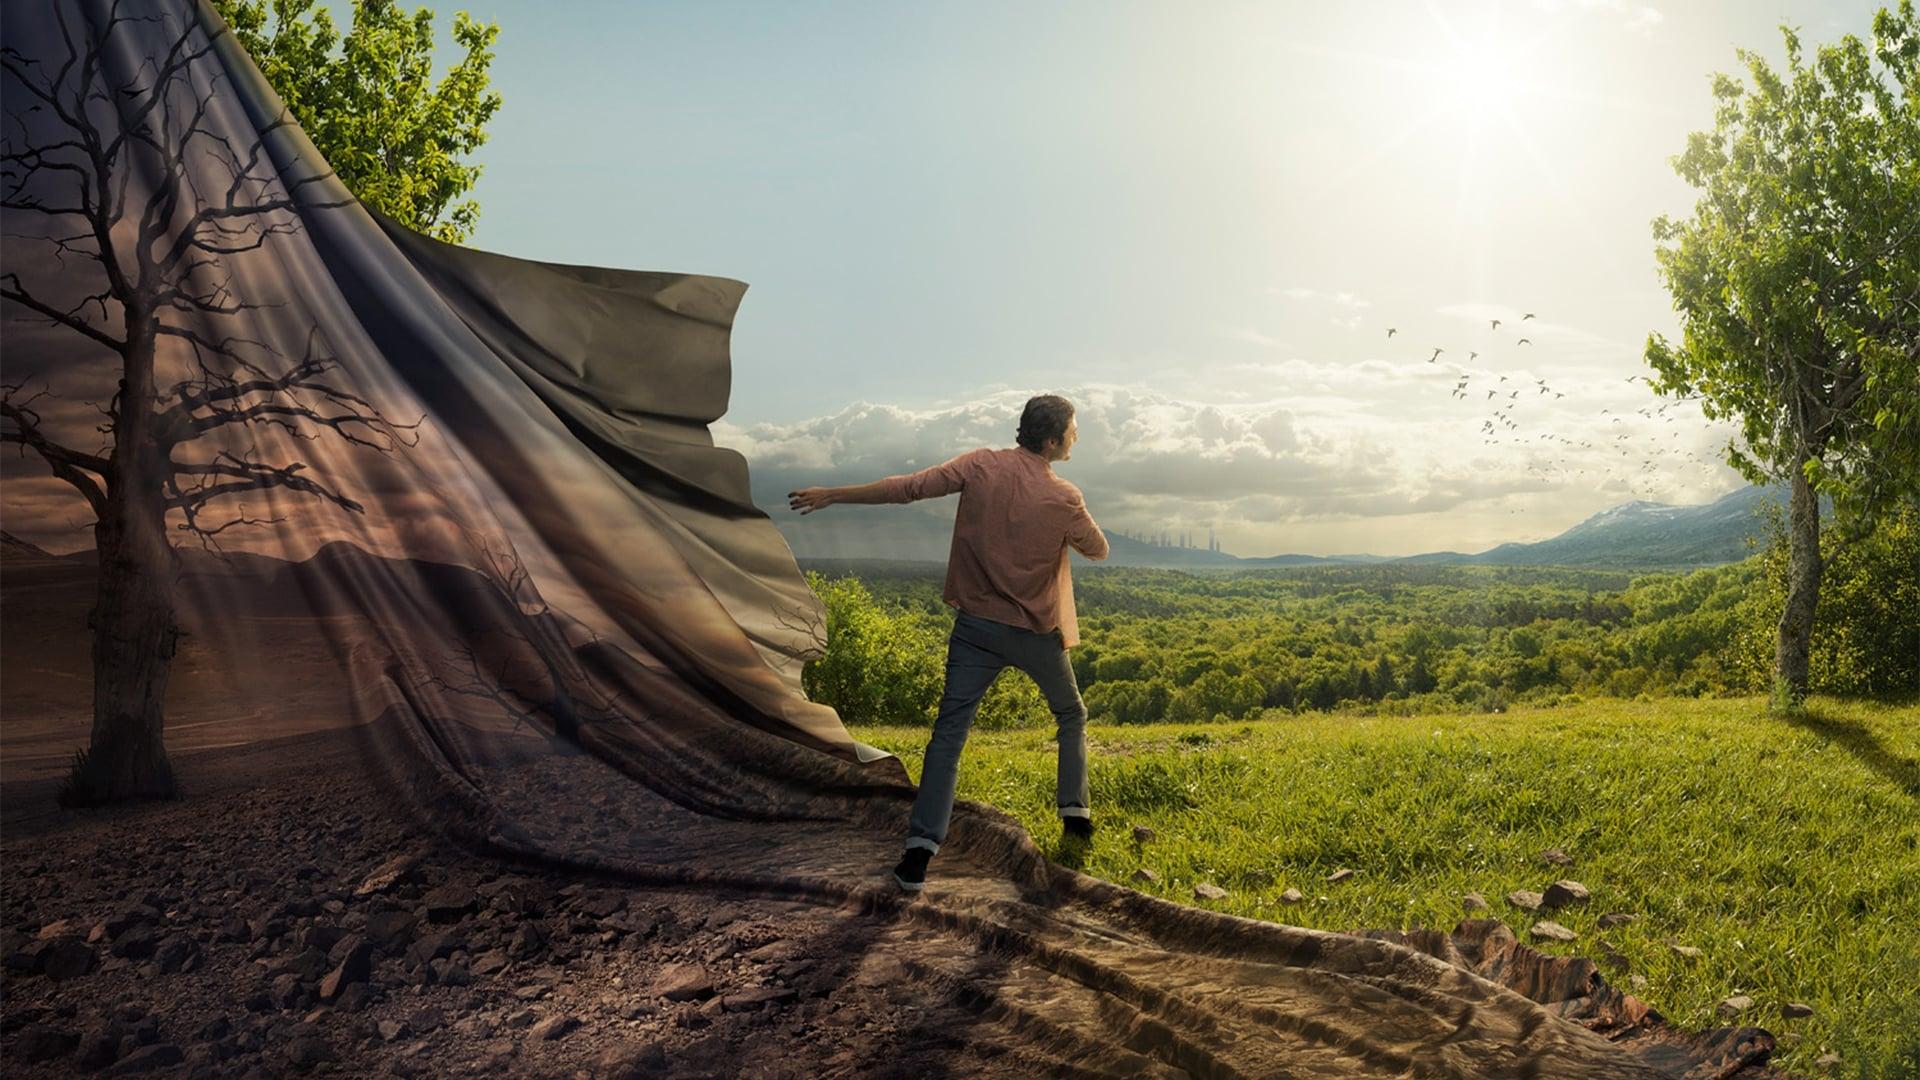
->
[353,854,420,898]
[318,937,373,1001]
[1540,880,1590,910]
[282,1034,336,1070]
[39,937,97,982]
[650,962,716,1002]
[110,1042,184,1073]
[722,985,796,1012]
[527,1014,579,1041]
[421,884,476,924]
[13,1022,79,1063]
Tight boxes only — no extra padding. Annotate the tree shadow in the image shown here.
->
[1783,705,1920,800]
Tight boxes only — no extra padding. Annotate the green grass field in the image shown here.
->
[850,696,1920,1079]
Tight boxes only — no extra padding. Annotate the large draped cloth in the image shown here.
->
[0,2,1789,1075]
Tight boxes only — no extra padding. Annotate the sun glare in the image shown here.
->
[1428,20,1536,142]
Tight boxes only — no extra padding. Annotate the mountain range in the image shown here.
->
[776,483,1821,571]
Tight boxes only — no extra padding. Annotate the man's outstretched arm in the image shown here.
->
[788,450,980,513]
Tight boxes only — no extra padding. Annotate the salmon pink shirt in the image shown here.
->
[873,446,1109,647]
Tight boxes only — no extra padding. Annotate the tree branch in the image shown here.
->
[0,272,125,353]
[1,382,110,517]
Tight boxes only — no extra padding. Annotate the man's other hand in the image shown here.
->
[787,487,837,514]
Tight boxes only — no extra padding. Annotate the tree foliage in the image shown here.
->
[1645,1,1919,535]
[800,552,1918,732]
[212,0,503,242]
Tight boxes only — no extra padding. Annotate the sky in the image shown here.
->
[378,0,1886,557]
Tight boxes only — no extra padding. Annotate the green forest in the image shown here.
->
[800,504,1918,730]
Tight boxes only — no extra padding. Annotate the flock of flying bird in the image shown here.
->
[1381,312,1718,512]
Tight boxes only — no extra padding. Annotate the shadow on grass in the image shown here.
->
[1052,831,1093,872]
[1783,704,1920,800]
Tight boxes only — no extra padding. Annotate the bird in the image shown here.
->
[1522,313,1536,320]
[1554,392,1564,398]
[1387,328,1398,338]
[1509,390,1519,399]
[1486,390,1496,399]
[1469,351,1479,361]
[1499,375,1508,382]
[1430,348,1443,362]
[1535,378,1546,385]
[1517,338,1532,346]
[1490,319,1502,330]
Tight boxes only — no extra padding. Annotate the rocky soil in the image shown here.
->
[0,728,1075,1079]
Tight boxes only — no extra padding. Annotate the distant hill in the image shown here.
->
[1428,483,1822,569]
[771,484,1813,571]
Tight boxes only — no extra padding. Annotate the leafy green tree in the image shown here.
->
[213,0,503,242]
[799,573,945,726]
[1733,502,1920,694]
[1645,2,1920,708]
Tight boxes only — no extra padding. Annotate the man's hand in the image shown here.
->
[787,486,838,514]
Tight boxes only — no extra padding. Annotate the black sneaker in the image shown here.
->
[1062,816,1095,841]
[892,847,932,892]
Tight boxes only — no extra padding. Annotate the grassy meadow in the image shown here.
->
[850,695,1920,1079]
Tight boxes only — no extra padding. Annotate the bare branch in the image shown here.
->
[1,381,110,517]
[163,448,362,515]
[0,271,124,352]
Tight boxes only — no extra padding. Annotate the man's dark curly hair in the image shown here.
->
[1016,394,1075,454]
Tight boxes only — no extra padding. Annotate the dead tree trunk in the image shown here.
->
[67,331,181,805]
[1772,448,1824,710]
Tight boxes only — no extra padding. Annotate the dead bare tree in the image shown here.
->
[422,522,634,745]
[1,2,422,804]
[768,597,827,677]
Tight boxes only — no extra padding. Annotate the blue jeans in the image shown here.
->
[905,608,1090,854]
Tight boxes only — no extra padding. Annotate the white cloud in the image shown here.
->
[714,370,1751,557]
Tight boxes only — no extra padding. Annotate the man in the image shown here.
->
[786,394,1109,892]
